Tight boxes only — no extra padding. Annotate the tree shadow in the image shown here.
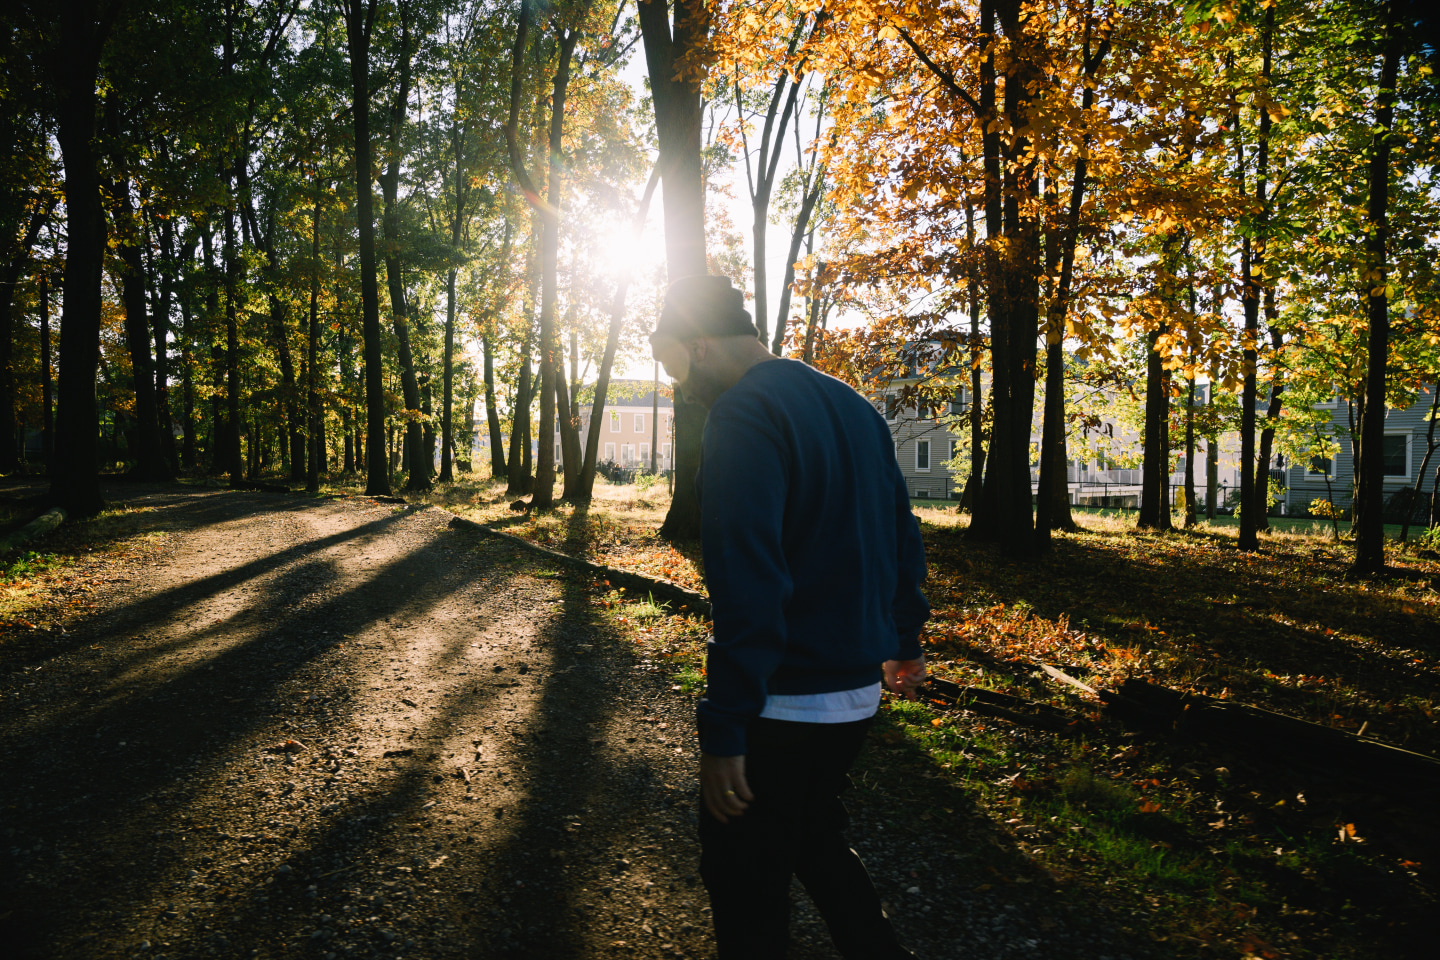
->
[0,491,522,957]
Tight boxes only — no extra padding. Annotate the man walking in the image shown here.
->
[650,275,929,959]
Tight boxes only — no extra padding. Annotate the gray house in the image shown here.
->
[1283,386,1438,519]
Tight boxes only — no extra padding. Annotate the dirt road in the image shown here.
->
[0,485,1134,960]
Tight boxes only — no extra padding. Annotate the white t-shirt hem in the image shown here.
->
[758,681,883,723]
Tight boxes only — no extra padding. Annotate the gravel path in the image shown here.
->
[0,486,1140,960]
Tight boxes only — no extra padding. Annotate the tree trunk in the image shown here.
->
[379,7,426,493]
[306,178,324,492]
[440,267,458,483]
[972,0,1040,557]
[1255,317,1286,531]
[0,205,49,473]
[108,175,168,480]
[1184,378,1197,527]
[740,48,803,348]
[1206,434,1218,520]
[1138,323,1172,530]
[51,0,109,516]
[771,171,824,356]
[1352,3,1401,576]
[1399,388,1439,543]
[179,243,198,470]
[1034,16,1105,543]
[506,332,534,496]
[638,0,709,541]
[534,25,579,509]
[343,0,392,497]
[40,272,54,467]
[1237,12,1273,552]
[483,333,506,477]
[152,213,187,473]
[578,163,662,502]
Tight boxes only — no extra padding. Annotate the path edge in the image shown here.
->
[435,508,712,618]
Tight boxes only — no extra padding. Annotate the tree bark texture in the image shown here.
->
[638,0,709,541]
[1352,3,1401,576]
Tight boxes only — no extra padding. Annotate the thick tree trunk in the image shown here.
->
[344,0,392,497]
[638,0,709,541]
[973,0,1039,557]
[51,0,109,516]
[1352,4,1401,576]
[1138,324,1172,530]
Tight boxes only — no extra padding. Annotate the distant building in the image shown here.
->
[561,380,675,473]
[869,342,1243,509]
[1283,385,1437,518]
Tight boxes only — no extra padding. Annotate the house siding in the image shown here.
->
[1284,386,1438,516]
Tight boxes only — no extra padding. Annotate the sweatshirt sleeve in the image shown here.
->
[891,462,930,661]
[695,398,792,757]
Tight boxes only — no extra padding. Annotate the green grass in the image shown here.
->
[0,551,63,583]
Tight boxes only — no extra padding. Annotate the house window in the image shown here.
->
[639,442,650,466]
[604,442,615,462]
[609,411,619,432]
[661,442,671,467]
[915,489,930,499]
[1307,455,1333,479]
[635,413,644,434]
[1383,433,1410,479]
[916,439,931,472]
[555,444,561,460]
[884,395,899,422]
[950,439,960,460]
[621,443,635,465]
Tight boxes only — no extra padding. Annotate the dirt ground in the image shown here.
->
[0,484,1140,960]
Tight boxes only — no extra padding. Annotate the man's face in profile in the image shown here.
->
[650,333,693,398]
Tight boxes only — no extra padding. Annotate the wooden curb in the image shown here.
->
[439,510,712,617]
[0,507,68,556]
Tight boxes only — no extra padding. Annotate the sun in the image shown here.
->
[592,216,669,285]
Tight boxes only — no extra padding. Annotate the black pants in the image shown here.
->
[699,716,909,960]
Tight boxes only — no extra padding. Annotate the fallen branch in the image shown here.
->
[923,677,1079,732]
[443,512,711,617]
[1101,678,1440,791]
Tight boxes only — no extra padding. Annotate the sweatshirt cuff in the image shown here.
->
[697,712,748,757]
[895,631,924,662]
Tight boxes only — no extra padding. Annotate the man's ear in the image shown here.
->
[689,338,710,364]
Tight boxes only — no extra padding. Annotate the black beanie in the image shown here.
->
[653,275,759,341]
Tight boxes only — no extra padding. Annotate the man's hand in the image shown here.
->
[884,656,927,700]
[700,752,754,824]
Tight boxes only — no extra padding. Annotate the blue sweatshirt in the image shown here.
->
[696,359,930,756]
